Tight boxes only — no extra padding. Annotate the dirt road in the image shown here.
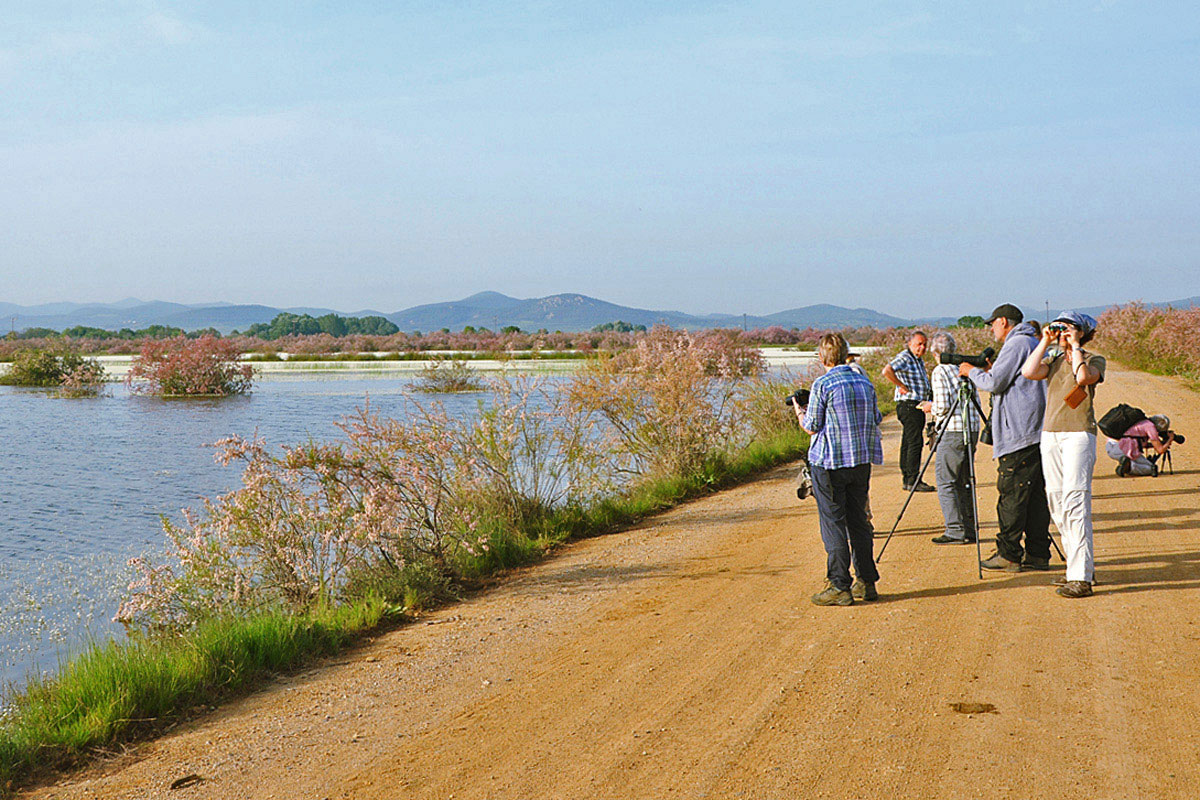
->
[29,366,1200,800]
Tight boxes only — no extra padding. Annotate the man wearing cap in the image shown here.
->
[959,304,1052,572]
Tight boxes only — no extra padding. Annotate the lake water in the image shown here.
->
[0,375,501,694]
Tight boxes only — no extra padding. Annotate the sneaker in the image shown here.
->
[980,551,1022,572]
[1022,556,1051,571]
[931,534,967,544]
[851,578,878,601]
[1056,580,1094,598]
[811,582,854,606]
[911,481,936,493]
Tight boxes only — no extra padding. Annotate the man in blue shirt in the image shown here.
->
[883,331,935,492]
[798,332,884,606]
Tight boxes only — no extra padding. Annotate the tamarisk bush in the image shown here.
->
[0,348,106,394]
[1098,302,1200,382]
[568,326,764,478]
[115,406,490,632]
[126,335,253,396]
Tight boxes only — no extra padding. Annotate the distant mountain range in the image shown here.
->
[1,293,1196,335]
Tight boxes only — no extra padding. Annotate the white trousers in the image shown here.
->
[1041,431,1097,582]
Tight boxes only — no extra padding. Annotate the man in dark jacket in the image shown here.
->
[960,304,1052,572]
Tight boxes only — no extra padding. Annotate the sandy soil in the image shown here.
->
[27,365,1200,800]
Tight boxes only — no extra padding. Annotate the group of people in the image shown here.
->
[793,301,1164,606]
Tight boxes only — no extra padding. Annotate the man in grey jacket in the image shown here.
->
[959,304,1052,572]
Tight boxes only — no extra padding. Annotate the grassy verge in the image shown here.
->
[0,600,389,792]
[0,429,807,794]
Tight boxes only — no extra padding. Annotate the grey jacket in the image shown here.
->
[965,322,1046,459]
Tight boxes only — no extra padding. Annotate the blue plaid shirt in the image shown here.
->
[889,348,932,402]
[803,365,884,470]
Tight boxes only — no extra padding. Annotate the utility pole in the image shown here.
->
[1045,300,1050,325]
[742,313,747,331]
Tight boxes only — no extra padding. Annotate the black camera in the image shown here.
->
[938,346,996,369]
[783,388,811,408]
[1171,432,1186,445]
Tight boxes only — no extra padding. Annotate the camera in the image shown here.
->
[783,388,811,408]
[938,346,996,369]
[1170,432,1186,445]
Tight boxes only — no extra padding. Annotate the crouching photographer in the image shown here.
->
[1102,410,1183,477]
[797,332,883,606]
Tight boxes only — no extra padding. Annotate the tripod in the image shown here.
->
[875,376,1064,578]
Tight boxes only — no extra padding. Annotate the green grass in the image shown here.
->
[0,600,389,791]
[0,428,807,794]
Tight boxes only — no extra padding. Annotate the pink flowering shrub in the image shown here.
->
[1098,302,1200,381]
[116,334,783,634]
[116,406,490,632]
[470,376,616,520]
[55,359,109,398]
[126,335,254,396]
[568,326,764,477]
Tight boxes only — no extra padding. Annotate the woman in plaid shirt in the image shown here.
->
[799,332,884,606]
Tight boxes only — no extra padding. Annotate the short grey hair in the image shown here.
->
[929,332,956,356]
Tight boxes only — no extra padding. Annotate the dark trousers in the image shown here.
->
[810,463,879,591]
[995,443,1052,563]
[895,401,926,485]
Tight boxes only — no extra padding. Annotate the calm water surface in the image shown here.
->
[0,376,496,693]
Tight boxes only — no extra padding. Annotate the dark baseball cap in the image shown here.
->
[985,303,1024,324]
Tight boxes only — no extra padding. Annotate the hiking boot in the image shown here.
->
[811,582,854,606]
[1116,457,1131,477]
[1054,576,1099,587]
[1022,555,1051,571]
[851,578,878,601]
[980,551,1022,572]
[931,534,967,544]
[1056,580,1094,598]
[910,481,936,493]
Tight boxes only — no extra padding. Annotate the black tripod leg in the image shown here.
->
[877,397,957,563]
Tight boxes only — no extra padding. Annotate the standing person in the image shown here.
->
[798,332,884,606]
[1022,312,1104,598]
[883,331,934,492]
[960,304,1052,572]
[927,333,982,544]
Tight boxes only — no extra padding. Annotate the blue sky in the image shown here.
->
[2,1,1197,317]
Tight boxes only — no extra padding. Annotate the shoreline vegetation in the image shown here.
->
[0,328,803,793]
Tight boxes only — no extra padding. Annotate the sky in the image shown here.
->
[1,1,1198,318]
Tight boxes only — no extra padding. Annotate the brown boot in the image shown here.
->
[1056,581,1094,598]
[811,581,854,606]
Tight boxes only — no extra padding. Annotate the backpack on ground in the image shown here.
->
[1098,403,1146,440]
